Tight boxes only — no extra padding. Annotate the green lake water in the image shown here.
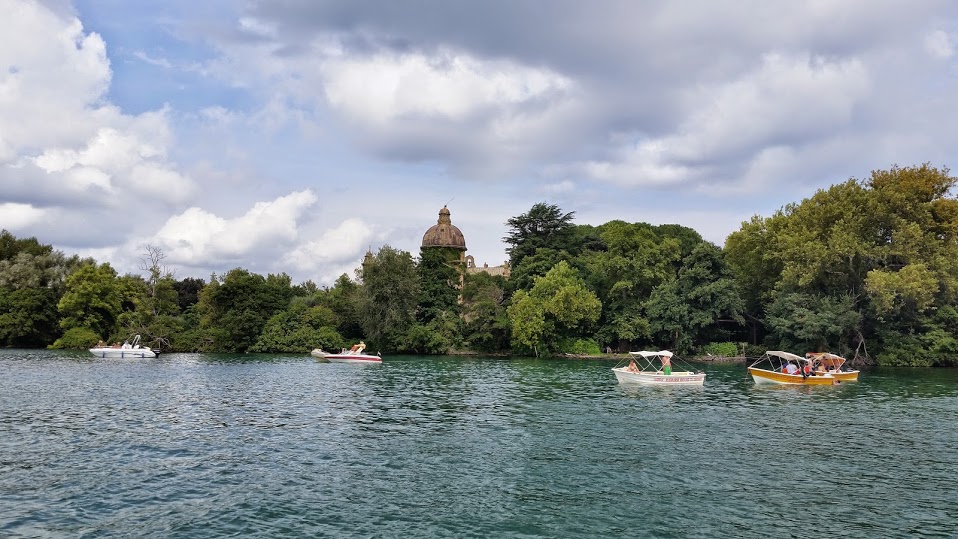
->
[1,350,957,538]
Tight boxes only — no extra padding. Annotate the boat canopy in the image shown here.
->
[748,350,807,370]
[765,351,804,362]
[807,352,844,361]
[806,351,848,369]
[620,349,699,374]
[629,350,673,358]
[805,352,845,365]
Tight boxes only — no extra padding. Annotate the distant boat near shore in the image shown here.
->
[89,335,159,359]
[311,341,382,364]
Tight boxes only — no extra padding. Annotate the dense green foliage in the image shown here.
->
[725,164,958,365]
[3,164,958,365]
[459,272,510,352]
[507,261,601,355]
[0,231,88,347]
[250,300,345,353]
[356,246,420,352]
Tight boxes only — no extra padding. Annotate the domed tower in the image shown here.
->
[421,206,467,254]
[420,206,467,314]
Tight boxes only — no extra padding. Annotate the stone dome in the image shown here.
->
[421,206,467,251]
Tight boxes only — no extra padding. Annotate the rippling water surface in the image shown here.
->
[2,350,957,538]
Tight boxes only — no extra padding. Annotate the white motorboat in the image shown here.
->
[89,335,158,358]
[313,341,382,364]
[612,350,705,386]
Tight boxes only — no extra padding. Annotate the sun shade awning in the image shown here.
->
[629,350,673,358]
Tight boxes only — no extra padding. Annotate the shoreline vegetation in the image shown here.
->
[555,353,746,363]
[2,165,958,367]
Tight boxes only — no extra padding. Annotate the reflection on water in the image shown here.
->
[1,351,957,538]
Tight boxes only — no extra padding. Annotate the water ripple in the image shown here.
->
[1,352,957,538]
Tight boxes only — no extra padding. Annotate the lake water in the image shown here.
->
[1,350,957,538]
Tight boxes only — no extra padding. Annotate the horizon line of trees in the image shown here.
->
[2,163,957,367]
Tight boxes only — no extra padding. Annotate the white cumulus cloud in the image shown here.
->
[152,190,319,266]
[0,2,195,214]
[0,202,46,230]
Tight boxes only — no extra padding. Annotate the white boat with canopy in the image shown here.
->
[612,350,706,386]
[89,334,158,358]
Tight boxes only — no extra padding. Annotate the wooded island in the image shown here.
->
[1,164,956,367]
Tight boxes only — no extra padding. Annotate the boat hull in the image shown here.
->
[323,354,382,364]
[89,347,157,359]
[311,346,381,363]
[748,367,841,385]
[612,367,705,386]
[325,354,383,363]
[831,370,859,382]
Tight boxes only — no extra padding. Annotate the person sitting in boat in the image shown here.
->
[626,358,639,373]
[784,362,799,375]
[96,340,106,348]
[349,341,366,354]
[661,354,672,375]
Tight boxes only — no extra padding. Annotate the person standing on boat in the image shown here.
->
[661,354,672,375]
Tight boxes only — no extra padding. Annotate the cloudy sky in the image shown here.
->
[2,1,957,285]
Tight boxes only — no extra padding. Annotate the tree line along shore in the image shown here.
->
[2,164,956,367]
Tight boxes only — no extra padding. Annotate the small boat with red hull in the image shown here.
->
[311,341,382,364]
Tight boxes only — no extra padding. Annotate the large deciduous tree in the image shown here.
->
[579,221,684,350]
[357,246,420,351]
[460,272,510,352]
[645,243,744,353]
[56,262,122,342]
[507,261,601,355]
[251,299,345,353]
[0,231,88,346]
[764,292,861,354]
[724,163,958,364]
[195,269,294,352]
[317,274,364,342]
